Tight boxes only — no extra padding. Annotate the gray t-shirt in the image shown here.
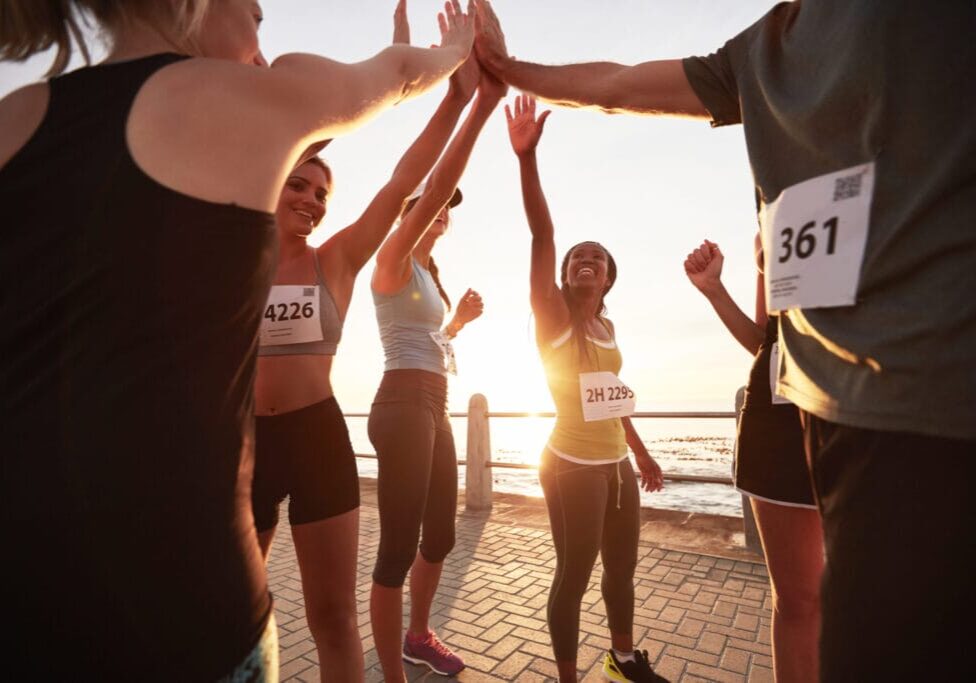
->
[683,1,976,440]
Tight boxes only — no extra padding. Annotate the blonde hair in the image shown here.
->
[0,0,211,75]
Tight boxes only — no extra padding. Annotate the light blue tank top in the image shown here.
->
[373,259,446,375]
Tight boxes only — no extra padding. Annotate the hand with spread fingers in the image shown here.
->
[437,0,476,56]
[505,94,551,157]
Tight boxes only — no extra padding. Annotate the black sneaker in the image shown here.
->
[602,649,670,683]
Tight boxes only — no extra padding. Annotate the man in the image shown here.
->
[475,1,976,680]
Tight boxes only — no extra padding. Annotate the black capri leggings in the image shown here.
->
[368,370,457,588]
[539,449,641,662]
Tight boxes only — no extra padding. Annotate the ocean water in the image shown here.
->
[346,416,743,517]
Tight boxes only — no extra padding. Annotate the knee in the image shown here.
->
[306,599,358,646]
[373,543,416,588]
[419,530,454,564]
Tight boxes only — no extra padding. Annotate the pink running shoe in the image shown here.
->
[402,630,465,676]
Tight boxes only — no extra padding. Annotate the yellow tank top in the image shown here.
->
[539,322,628,463]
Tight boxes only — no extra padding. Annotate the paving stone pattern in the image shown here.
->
[266,485,773,683]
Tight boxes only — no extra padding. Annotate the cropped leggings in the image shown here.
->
[368,370,457,588]
[539,450,641,661]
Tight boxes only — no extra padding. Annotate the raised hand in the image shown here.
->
[505,94,551,157]
[393,0,410,44]
[437,0,475,57]
[454,288,484,325]
[477,66,508,103]
[474,0,509,74]
[449,54,481,101]
[684,240,724,295]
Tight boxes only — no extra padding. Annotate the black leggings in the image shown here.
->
[368,370,457,588]
[539,450,641,662]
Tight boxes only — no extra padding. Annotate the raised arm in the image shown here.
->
[506,94,568,341]
[475,0,707,117]
[321,11,482,274]
[372,68,507,293]
[684,240,764,355]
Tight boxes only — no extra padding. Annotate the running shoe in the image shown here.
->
[602,649,669,683]
[402,630,465,676]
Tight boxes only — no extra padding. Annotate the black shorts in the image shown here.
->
[735,335,816,508]
[252,397,359,532]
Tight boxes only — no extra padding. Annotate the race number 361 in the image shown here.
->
[760,162,874,312]
[579,371,636,422]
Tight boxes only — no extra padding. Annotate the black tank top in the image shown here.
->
[0,54,275,680]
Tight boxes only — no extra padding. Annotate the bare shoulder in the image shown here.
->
[128,58,302,213]
[0,82,50,170]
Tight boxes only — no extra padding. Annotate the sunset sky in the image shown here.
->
[0,0,777,412]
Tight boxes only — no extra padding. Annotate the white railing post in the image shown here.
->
[465,393,492,511]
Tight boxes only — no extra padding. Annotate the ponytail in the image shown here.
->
[0,1,211,76]
[0,1,87,75]
[427,257,452,311]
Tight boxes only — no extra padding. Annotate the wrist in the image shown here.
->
[517,149,538,162]
[445,319,463,338]
[700,280,726,301]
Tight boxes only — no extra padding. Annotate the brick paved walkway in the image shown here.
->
[266,480,773,682]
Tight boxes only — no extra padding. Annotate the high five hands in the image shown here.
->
[505,94,551,157]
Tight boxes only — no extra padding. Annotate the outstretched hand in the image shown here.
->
[437,0,476,56]
[450,54,481,101]
[393,0,410,44]
[474,0,509,75]
[683,240,724,295]
[505,94,551,157]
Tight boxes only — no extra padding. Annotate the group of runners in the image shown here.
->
[2,1,972,682]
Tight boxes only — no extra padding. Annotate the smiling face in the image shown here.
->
[275,160,330,238]
[195,0,264,64]
[562,242,615,295]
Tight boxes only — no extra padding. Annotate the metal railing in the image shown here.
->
[346,391,762,552]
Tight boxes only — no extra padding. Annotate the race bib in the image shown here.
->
[259,286,322,346]
[761,162,874,312]
[429,331,458,375]
[579,371,635,422]
[768,342,792,405]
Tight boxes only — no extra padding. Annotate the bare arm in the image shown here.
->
[373,71,507,293]
[506,95,568,340]
[475,0,707,117]
[322,18,483,275]
[684,240,764,355]
[130,2,477,214]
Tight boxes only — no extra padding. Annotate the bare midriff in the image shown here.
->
[255,354,335,415]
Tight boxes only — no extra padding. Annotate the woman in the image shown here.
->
[684,238,823,682]
[0,0,475,679]
[506,94,667,683]
[252,8,483,680]
[367,62,505,681]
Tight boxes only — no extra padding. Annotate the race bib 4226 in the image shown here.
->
[760,162,874,312]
